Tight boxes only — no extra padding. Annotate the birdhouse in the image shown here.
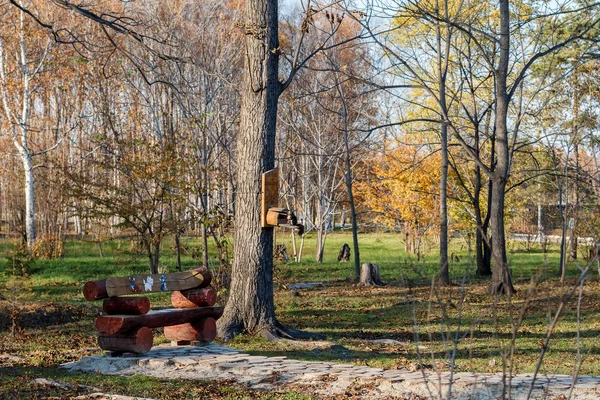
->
[261,169,304,235]
[266,207,304,235]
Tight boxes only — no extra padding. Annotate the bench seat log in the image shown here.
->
[83,267,212,301]
[96,306,224,335]
[98,327,153,354]
[164,317,217,342]
[171,288,216,308]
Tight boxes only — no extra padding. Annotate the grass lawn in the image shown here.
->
[1,231,599,398]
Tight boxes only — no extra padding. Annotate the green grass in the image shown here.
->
[1,231,599,398]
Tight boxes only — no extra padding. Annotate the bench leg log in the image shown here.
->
[171,288,216,308]
[98,327,153,354]
[96,306,224,335]
[164,318,217,343]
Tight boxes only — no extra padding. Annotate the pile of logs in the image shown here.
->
[83,267,223,354]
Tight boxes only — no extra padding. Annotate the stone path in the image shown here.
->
[62,343,600,399]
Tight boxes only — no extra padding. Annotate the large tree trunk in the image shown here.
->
[217,0,284,341]
[489,0,515,295]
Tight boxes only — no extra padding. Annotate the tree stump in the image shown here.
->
[338,243,351,262]
[359,263,385,286]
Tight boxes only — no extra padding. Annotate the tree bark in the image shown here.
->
[217,0,285,341]
[489,0,515,295]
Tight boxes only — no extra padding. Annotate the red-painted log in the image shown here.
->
[95,306,224,335]
[82,268,212,301]
[164,318,217,342]
[83,280,108,301]
[98,327,153,354]
[103,297,150,315]
[171,288,216,308]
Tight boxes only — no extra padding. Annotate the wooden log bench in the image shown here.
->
[83,267,223,354]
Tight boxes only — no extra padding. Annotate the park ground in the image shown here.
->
[0,231,599,398]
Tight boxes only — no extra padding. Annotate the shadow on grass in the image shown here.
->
[0,302,99,332]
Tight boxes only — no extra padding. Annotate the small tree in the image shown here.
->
[68,135,188,274]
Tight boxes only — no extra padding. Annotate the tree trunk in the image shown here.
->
[569,82,580,262]
[152,239,160,275]
[337,72,361,278]
[558,177,568,281]
[201,222,209,268]
[296,233,305,262]
[23,149,35,250]
[174,231,182,272]
[436,1,450,286]
[475,198,492,276]
[315,226,325,262]
[144,235,160,275]
[438,121,449,284]
[342,134,360,277]
[489,0,515,295]
[217,0,290,341]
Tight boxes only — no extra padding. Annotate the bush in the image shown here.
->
[6,242,33,276]
[31,234,64,259]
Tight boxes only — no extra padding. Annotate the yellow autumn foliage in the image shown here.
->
[357,141,440,236]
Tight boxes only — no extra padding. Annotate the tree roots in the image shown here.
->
[260,322,325,342]
[218,317,324,342]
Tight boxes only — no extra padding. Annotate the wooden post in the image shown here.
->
[98,327,153,354]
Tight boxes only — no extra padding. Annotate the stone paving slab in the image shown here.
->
[62,343,600,399]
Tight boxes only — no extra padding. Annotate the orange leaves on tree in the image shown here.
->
[357,141,440,237]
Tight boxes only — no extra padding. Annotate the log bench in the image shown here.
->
[83,267,223,354]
